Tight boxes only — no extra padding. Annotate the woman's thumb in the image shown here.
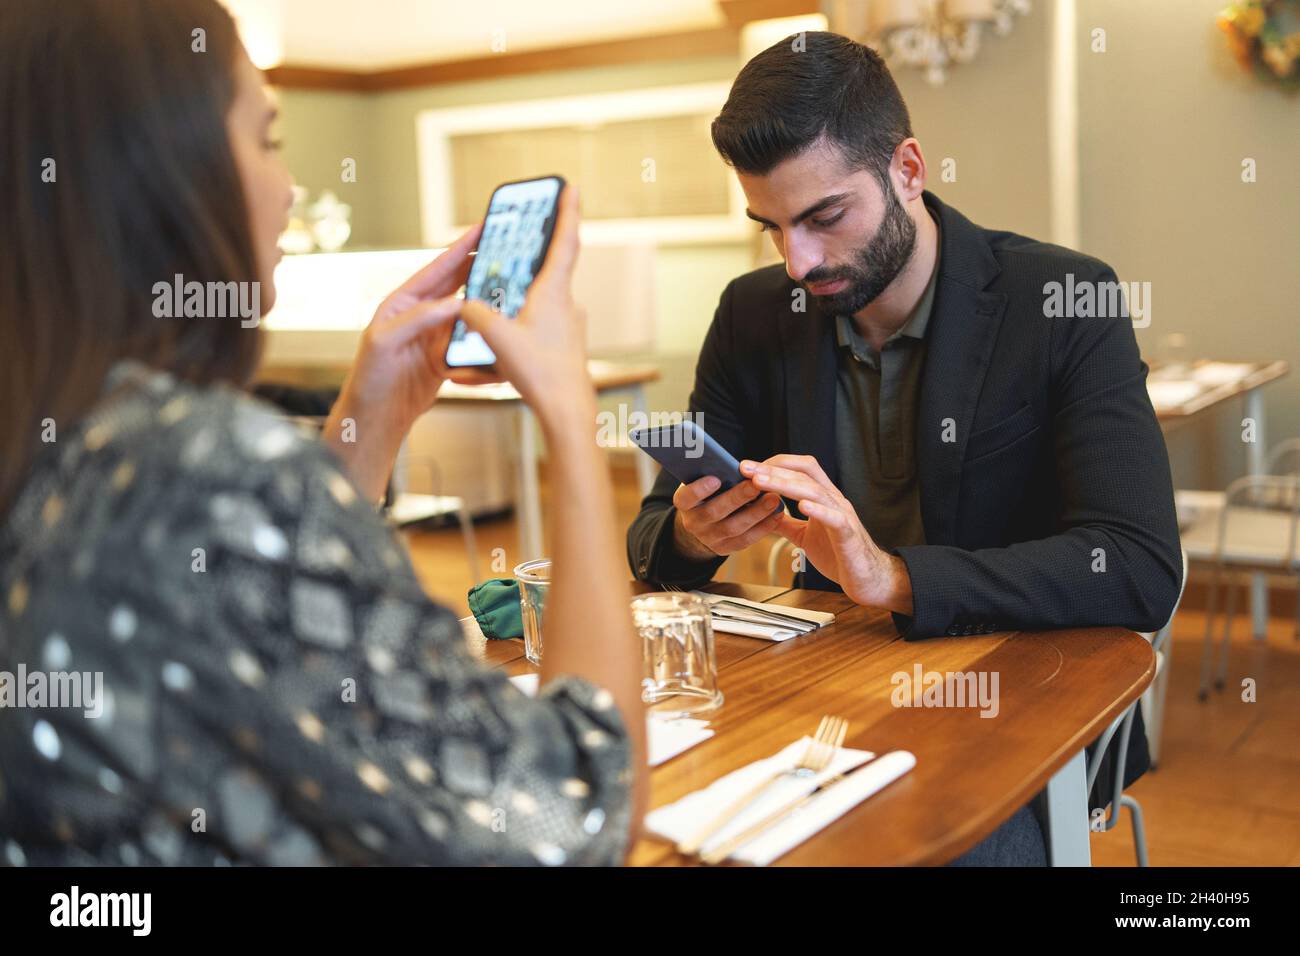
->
[458,299,514,359]
[459,298,503,334]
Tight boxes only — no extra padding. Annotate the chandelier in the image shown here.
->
[831,0,1032,85]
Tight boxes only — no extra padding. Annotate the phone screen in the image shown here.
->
[445,175,564,367]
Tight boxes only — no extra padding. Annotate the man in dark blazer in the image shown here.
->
[626,32,1183,864]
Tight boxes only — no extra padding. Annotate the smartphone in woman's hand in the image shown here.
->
[444,175,566,369]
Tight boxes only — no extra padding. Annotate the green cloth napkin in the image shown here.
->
[467,578,522,639]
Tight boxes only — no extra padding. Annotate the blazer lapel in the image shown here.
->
[916,192,1008,546]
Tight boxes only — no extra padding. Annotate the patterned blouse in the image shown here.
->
[0,361,631,866]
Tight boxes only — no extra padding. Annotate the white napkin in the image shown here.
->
[691,591,835,642]
[710,619,804,640]
[645,738,916,865]
[508,673,714,767]
[645,718,716,767]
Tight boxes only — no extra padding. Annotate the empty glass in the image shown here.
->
[631,591,724,719]
[514,558,550,665]
[1152,331,1190,379]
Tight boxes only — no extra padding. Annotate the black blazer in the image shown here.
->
[626,191,1182,802]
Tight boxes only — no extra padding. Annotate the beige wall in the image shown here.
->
[273,12,1056,418]
[894,0,1054,241]
[275,89,381,247]
[1078,0,1300,489]
[275,3,1297,485]
[359,56,739,250]
[276,56,749,419]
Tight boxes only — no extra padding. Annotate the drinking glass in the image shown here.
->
[631,591,724,719]
[1153,331,1190,379]
[514,558,550,665]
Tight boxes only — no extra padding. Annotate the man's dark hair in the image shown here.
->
[711,31,913,189]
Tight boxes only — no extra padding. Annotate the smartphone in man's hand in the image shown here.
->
[631,420,785,560]
[629,420,745,494]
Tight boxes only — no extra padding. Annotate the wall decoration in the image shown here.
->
[1218,0,1300,86]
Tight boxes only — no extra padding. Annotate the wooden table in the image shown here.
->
[432,359,660,560]
[1149,359,1288,427]
[465,582,1155,866]
[260,358,661,560]
[1149,358,1290,638]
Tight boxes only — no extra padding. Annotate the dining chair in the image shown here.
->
[1178,464,1300,698]
[766,537,805,588]
[1139,547,1187,769]
[767,538,791,587]
[388,453,481,585]
[1085,546,1187,866]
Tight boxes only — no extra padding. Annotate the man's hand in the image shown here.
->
[740,455,913,615]
[671,475,785,561]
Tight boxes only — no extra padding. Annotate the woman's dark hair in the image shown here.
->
[0,0,261,515]
[711,31,913,189]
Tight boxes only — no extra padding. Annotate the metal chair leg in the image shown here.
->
[1121,794,1149,867]
[1198,566,1221,700]
[1293,570,1299,641]
[1146,642,1170,769]
[455,503,481,585]
[1085,701,1154,866]
[1215,576,1238,690]
[1145,546,1185,770]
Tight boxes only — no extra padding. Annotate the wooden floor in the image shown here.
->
[403,464,1300,867]
[1088,608,1300,866]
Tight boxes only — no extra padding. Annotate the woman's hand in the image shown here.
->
[322,223,482,501]
[740,455,914,615]
[450,185,593,430]
[452,184,648,830]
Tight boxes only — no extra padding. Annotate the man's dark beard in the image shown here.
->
[803,184,917,316]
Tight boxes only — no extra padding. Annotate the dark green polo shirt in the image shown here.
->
[833,216,940,552]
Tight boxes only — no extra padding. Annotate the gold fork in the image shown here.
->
[675,715,848,857]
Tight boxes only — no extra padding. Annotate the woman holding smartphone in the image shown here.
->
[0,0,645,866]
